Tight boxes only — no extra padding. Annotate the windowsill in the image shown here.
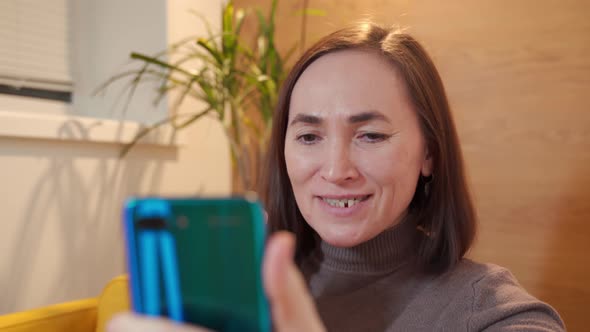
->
[0,110,185,147]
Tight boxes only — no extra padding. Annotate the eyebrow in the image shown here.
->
[349,111,390,124]
[289,110,391,126]
[289,113,322,126]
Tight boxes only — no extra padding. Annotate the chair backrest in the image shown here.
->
[95,275,130,332]
[0,298,97,332]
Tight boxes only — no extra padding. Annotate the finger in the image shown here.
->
[107,313,213,332]
[263,231,325,332]
[263,232,294,302]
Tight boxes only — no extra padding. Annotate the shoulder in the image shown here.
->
[423,259,510,296]
[435,259,566,331]
[440,259,519,291]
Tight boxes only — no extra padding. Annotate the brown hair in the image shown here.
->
[261,22,476,274]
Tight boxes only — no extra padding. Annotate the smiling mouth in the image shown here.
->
[321,195,371,208]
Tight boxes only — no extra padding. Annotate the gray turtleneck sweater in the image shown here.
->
[299,220,565,331]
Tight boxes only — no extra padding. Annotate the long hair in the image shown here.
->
[261,22,476,274]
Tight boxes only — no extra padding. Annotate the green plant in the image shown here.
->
[97,0,323,191]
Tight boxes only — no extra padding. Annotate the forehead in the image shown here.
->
[289,49,411,119]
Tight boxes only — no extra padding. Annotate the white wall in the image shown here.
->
[0,0,229,314]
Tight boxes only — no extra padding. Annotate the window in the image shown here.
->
[0,0,180,145]
[0,0,72,102]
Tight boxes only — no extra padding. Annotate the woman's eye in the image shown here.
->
[296,134,320,145]
[358,132,390,143]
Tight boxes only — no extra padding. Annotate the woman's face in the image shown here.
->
[285,49,433,247]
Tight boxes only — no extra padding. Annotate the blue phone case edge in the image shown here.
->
[123,197,142,313]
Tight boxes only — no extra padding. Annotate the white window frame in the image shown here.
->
[0,0,185,147]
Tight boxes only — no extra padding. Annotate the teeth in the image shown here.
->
[323,197,366,208]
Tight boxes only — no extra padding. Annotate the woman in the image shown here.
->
[109,22,565,331]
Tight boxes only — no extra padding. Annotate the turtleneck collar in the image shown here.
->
[309,216,420,274]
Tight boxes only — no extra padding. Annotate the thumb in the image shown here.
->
[263,232,325,332]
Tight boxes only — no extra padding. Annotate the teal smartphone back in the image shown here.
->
[123,196,271,332]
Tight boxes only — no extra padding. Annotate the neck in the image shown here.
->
[310,217,420,274]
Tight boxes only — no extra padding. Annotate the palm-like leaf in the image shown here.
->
[99,0,319,191]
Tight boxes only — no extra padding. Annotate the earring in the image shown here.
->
[423,174,434,196]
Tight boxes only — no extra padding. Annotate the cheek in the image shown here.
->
[358,147,404,183]
[284,143,319,222]
[284,143,316,188]
[359,145,421,196]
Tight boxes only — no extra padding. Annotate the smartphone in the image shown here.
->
[122,195,271,332]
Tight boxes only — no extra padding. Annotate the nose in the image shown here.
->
[320,140,359,184]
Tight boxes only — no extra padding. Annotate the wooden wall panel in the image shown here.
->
[236,0,590,330]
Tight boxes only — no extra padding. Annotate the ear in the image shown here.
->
[421,146,433,177]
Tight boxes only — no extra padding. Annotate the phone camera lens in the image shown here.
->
[177,216,189,229]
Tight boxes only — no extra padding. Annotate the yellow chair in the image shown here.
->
[0,276,130,332]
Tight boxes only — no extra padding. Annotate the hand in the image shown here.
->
[107,231,325,332]
[262,231,325,332]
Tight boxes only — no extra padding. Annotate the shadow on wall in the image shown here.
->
[0,121,177,313]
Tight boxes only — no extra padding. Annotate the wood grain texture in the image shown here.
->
[236,0,590,330]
